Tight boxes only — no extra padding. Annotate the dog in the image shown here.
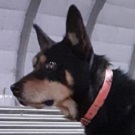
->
[10,5,135,135]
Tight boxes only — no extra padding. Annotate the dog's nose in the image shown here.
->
[10,83,20,95]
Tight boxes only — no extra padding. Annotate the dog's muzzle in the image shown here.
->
[10,83,55,107]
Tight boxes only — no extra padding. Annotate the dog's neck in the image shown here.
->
[75,55,110,121]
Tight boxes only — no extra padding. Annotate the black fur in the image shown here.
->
[10,5,135,135]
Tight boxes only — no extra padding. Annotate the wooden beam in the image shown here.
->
[86,0,106,38]
[128,45,135,79]
[15,0,41,81]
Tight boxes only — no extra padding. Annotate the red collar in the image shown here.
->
[80,68,113,126]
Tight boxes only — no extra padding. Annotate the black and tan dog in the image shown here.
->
[11,5,135,135]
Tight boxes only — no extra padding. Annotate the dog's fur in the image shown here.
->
[11,5,135,135]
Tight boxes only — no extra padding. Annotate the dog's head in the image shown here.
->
[10,5,93,120]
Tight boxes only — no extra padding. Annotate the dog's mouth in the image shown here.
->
[15,93,77,120]
[43,100,54,106]
[11,77,77,119]
[16,97,26,106]
[17,97,54,107]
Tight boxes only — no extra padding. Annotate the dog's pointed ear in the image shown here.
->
[33,24,55,51]
[66,5,93,57]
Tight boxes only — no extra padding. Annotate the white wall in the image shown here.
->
[0,0,30,105]
[0,0,135,106]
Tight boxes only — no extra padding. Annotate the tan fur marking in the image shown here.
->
[65,70,74,86]
[57,98,77,119]
[68,33,79,45]
[22,79,77,119]
[32,54,46,69]
[40,55,46,63]
[23,79,73,105]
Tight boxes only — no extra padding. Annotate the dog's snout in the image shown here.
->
[10,83,22,96]
[10,84,16,92]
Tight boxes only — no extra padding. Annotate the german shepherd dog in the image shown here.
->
[11,5,135,135]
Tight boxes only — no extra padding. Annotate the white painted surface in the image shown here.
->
[0,0,29,102]
[0,0,134,104]
[107,0,135,9]
[92,24,135,45]
[97,3,135,29]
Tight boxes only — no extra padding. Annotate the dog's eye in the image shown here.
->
[45,62,57,70]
